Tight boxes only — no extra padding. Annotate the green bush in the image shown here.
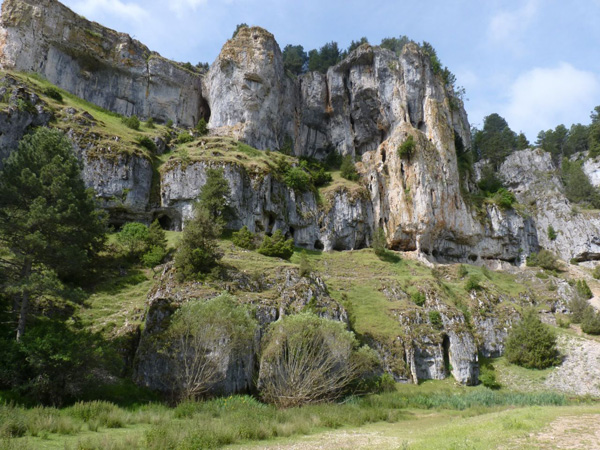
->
[569,296,592,324]
[526,250,561,271]
[231,226,257,250]
[121,115,140,130]
[372,227,387,257]
[258,313,375,407]
[43,86,63,102]
[547,225,557,241]
[177,132,194,144]
[166,119,174,128]
[324,149,343,170]
[298,251,312,277]
[145,117,156,129]
[593,265,600,279]
[428,310,443,329]
[397,135,415,158]
[258,230,294,259]
[581,311,600,335]
[411,291,426,307]
[195,118,208,136]
[284,166,312,192]
[142,245,167,268]
[478,361,500,390]
[465,275,481,291]
[340,154,359,181]
[136,135,157,153]
[491,188,516,209]
[116,222,150,259]
[505,310,560,369]
[576,279,593,299]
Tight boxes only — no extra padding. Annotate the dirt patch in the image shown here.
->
[544,334,600,397]
[530,414,600,449]
[247,430,403,450]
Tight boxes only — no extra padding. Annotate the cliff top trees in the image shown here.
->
[0,127,106,340]
[471,113,517,167]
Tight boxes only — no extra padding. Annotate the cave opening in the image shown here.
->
[442,335,451,376]
[381,148,386,163]
[314,240,324,251]
[156,214,173,230]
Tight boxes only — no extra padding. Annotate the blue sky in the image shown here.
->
[44,0,600,140]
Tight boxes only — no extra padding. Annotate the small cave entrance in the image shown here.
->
[288,226,296,238]
[155,214,173,230]
[442,335,451,376]
[381,148,386,163]
[314,240,324,251]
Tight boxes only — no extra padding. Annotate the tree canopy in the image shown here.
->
[471,113,517,167]
[0,127,106,340]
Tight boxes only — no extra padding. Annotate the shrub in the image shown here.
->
[340,154,359,181]
[166,119,174,128]
[142,245,167,268]
[465,275,481,291]
[593,265,600,280]
[526,250,561,271]
[177,132,194,144]
[372,227,387,257]
[298,251,312,277]
[576,279,593,299]
[136,135,157,153]
[167,294,257,400]
[231,226,257,250]
[43,86,63,102]
[581,311,600,335]
[397,135,415,158]
[195,118,208,136]
[491,188,516,209]
[411,291,426,307]
[324,149,343,170]
[116,222,150,259]
[258,230,294,259]
[145,117,156,129]
[547,225,557,241]
[505,310,560,369]
[258,313,375,407]
[174,206,222,280]
[478,361,500,390]
[428,310,443,329]
[569,296,592,324]
[284,166,312,192]
[457,264,468,278]
[121,115,140,130]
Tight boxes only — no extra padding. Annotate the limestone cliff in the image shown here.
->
[0,0,207,127]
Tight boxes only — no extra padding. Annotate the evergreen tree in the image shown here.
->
[516,132,530,150]
[347,37,368,53]
[379,36,411,55]
[0,128,106,340]
[199,168,233,224]
[282,44,308,75]
[471,113,517,166]
[308,42,341,73]
[505,309,559,369]
[232,23,248,39]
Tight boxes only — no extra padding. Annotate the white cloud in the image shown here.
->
[72,0,149,22]
[502,63,600,139]
[168,0,209,16]
[488,0,539,51]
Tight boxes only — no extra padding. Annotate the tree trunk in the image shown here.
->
[16,259,32,342]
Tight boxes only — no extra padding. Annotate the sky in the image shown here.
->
[33,0,600,141]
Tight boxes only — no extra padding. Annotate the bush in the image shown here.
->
[411,291,426,307]
[569,296,592,324]
[526,250,561,271]
[142,245,167,268]
[428,311,443,329]
[258,230,294,259]
[231,226,257,250]
[478,361,500,390]
[258,313,375,407]
[43,86,63,102]
[465,275,481,291]
[298,251,312,277]
[491,188,516,209]
[324,149,343,170]
[372,227,387,257]
[166,119,174,128]
[136,135,157,153]
[167,294,257,400]
[284,166,312,192]
[177,132,194,144]
[576,280,593,299]
[340,154,359,181]
[145,117,156,129]
[581,311,600,335]
[195,118,208,136]
[397,135,415,158]
[116,222,150,259]
[505,310,560,369]
[547,225,557,241]
[593,265,600,279]
[121,115,140,130]
[457,264,468,278]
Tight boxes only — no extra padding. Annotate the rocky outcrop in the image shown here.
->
[134,265,348,395]
[159,159,372,250]
[0,0,206,127]
[499,149,600,262]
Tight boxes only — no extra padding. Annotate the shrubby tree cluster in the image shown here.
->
[505,309,560,369]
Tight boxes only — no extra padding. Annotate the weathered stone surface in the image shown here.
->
[499,149,600,262]
[0,0,206,127]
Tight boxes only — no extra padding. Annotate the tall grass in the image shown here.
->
[1,389,571,448]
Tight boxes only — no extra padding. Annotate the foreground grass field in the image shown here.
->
[2,382,590,450]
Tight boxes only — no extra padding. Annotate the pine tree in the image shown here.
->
[0,127,106,340]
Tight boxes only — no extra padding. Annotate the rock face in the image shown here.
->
[0,0,206,127]
[499,149,600,262]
